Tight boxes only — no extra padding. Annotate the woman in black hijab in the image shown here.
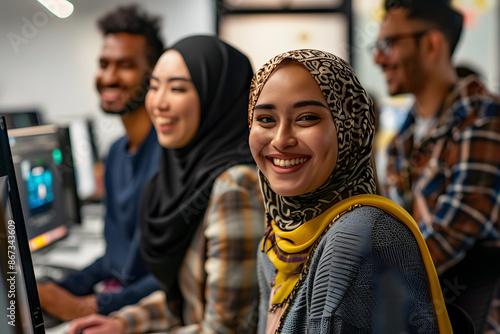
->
[68,35,265,334]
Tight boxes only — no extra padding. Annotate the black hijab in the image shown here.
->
[139,36,254,294]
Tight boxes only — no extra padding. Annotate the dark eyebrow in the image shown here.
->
[149,76,192,83]
[254,104,274,110]
[117,57,136,63]
[167,77,192,83]
[293,100,329,109]
[99,57,135,63]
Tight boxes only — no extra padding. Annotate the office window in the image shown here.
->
[219,13,348,70]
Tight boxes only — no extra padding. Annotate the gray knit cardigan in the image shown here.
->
[257,205,439,333]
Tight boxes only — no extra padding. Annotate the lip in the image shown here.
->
[266,154,310,174]
[155,116,176,132]
[382,65,396,80]
[100,90,122,103]
[157,124,174,132]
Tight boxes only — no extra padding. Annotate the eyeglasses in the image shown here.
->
[369,30,430,57]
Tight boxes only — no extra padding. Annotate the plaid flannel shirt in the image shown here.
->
[385,76,500,332]
[110,164,265,333]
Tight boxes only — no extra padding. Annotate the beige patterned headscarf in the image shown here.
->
[248,49,377,230]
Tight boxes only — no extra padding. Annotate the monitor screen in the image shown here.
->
[0,116,45,333]
[7,125,70,252]
[57,126,82,225]
[66,118,97,202]
[0,110,43,129]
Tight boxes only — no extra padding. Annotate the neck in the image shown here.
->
[413,65,457,119]
[121,106,152,153]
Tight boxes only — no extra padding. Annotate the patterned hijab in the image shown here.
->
[248,49,377,231]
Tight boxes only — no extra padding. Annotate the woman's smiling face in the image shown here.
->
[249,61,338,197]
[146,50,201,149]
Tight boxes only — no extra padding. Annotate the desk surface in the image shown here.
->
[32,203,105,275]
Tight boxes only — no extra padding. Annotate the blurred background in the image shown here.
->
[1,0,497,163]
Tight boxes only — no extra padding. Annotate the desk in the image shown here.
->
[32,203,105,277]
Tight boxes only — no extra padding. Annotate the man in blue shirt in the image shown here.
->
[37,4,163,321]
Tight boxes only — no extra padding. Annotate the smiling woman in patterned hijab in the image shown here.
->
[248,49,452,333]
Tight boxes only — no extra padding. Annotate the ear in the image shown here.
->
[424,30,446,61]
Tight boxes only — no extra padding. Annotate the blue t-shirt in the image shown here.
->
[58,127,161,315]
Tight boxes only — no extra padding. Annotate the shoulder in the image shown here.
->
[142,128,161,151]
[455,105,500,144]
[204,164,264,233]
[211,164,260,196]
[109,135,128,151]
[453,78,500,126]
[310,205,421,282]
[136,129,161,161]
[105,136,128,163]
[319,205,410,252]
[204,165,265,243]
[327,205,402,234]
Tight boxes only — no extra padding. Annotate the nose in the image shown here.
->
[272,122,297,150]
[150,88,169,114]
[373,48,384,64]
[99,65,119,86]
[373,46,386,66]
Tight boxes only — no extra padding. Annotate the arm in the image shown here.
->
[37,281,97,321]
[68,314,125,334]
[419,117,500,273]
[107,166,265,334]
[97,273,161,315]
[305,207,439,333]
[57,257,105,296]
[109,290,169,334]
[68,290,168,334]
[370,213,439,333]
[37,258,105,321]
[171,165,264,334]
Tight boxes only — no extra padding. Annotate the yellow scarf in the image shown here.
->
[263,194,452,333]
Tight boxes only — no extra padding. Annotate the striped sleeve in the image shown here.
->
[110,290,173,333]
[109,165,265,333]
[420,114,500,272]
[198,165,265,333]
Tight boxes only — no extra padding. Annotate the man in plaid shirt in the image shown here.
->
[373,0,500,332]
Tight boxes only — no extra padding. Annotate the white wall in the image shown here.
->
[0,0,215,157]
[2,0,498,156]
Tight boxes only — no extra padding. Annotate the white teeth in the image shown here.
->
[157,117,174,125]
[272,157,307,167]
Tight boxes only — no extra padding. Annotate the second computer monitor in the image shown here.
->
[7,125,71,252]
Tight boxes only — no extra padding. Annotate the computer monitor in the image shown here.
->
[65,118,98,202]
[1,110,43,129]
[57,126,82,225]
[7,125,71,252]
[0,116,45,333]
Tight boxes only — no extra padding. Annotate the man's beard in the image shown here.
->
[100,76,149,116]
